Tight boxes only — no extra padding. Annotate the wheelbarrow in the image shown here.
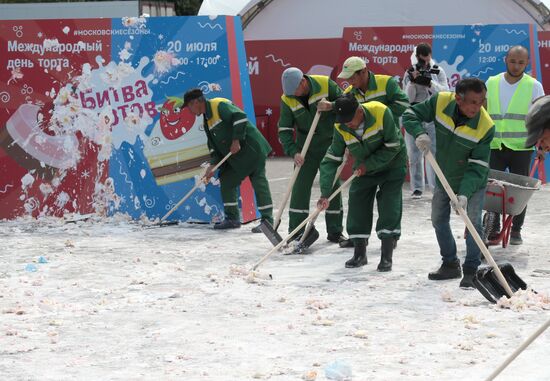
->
[483,169,541,248]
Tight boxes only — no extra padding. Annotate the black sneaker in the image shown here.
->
[411,190,422,199]
[510,231,523,245]
[214,219,241,230]
[459,266,476,288]
[428,259,462,280]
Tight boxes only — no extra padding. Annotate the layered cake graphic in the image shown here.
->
[1,104,79,180]
[143,97,210,186]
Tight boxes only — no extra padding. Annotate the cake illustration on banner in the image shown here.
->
[0,103,79,180]
[143,96,210,186]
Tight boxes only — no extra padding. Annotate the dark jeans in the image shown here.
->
[431,185,485,270]
[489,147,533,232]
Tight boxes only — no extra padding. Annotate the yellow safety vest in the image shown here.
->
[343,75,391,103]
[335,101,386,146]
[436,93,494,144]
[487,74,535,151]
[205,97,231,130]
[280,75,329,112]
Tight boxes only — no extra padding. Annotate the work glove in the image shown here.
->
[415,133,432,154]
[451,195,468,214]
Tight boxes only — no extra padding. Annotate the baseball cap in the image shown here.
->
[334,94,359,124]
[281,67,303,96]
[525,95,550,148]
[337,56,367,79]
[183,88,204,107]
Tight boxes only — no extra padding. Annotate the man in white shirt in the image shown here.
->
[402,43,449,199]
[485,45,545,245]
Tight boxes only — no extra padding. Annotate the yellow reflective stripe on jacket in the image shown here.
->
[487,74,534,150]
[334,101,386,145]
[280,97,304,112]
[308,75,329,104]
[335,126,360,145]
[343,75,390,102]
[435,92,493,143]
[206,98,231,130]
[280,75,329,110]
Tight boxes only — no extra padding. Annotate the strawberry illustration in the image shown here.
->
[159,96,195,140]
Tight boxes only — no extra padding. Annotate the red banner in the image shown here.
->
[538,31,550,94]
[246,38,341,156]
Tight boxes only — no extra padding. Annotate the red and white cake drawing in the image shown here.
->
[143,97,210,186]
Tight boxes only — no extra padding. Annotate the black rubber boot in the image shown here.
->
[377,238,394,272]
[345,239,367,268]
[428,258,461,280]
[459,266,476,288]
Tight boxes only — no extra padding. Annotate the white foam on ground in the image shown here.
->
[1,159,549,380]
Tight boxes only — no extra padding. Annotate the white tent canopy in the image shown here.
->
[199,0,258,16]
[199,0,550,40]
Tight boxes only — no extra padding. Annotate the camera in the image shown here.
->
[408,58,440,87]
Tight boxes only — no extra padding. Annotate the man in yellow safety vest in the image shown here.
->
[485,45,545,245]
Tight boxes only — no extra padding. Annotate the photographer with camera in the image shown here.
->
[402,43,449,199]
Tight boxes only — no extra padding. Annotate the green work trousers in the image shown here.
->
[219,161,273,223]
[347,166,405,243]
[289,151,343,235]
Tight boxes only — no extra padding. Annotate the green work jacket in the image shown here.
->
[204,98,271,177]
[402,92,495,198]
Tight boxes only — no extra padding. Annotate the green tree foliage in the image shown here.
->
[175,0,202,15]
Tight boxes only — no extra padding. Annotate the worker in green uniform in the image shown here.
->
[278,67,348,245]
[183,88,273,231]
[317,94,407,270]
[402,78,495,288]
[331,56,410,120]
[317,56,409,249]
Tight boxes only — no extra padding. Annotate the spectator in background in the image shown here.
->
[402,43,449,199]
[485,45,545,245]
